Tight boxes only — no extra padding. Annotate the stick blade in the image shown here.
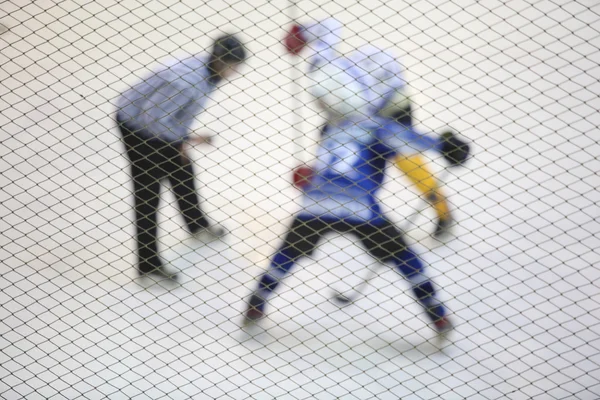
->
[332,292,353,306]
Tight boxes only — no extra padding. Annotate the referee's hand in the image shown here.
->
[180,135,214,164]
[180,144,192,164]
[189,134,214,146]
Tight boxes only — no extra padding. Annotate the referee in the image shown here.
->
[115,34,247,277]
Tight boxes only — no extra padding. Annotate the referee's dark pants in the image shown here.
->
[117,115,209,272]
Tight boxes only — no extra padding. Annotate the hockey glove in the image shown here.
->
[293,165,314,189]
[284,25,307,55]
[440,131,471,166]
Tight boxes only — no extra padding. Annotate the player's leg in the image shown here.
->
[131,164,164,273]
[355,220,452,334]
[120,125,167,274]
[166,154,212,234]
[395,153,453,237]
[245,217,328,322]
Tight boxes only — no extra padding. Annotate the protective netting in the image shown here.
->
[1,1,599,399]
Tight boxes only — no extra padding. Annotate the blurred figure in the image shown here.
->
[245,118,457,337]
[244,19,471,338]
[115,34,247,278]
[286,18,468,237]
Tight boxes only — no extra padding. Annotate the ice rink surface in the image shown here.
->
[1,0,599,399]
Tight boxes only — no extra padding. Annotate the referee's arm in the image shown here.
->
[141,80,203,145]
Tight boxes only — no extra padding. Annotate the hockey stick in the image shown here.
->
[287,0,305,168]
[332,168,451,305]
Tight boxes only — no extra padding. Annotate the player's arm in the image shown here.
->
[381,122,471,166]
[374,59,470,165]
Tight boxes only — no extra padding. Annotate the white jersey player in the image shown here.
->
[286,18,470,236]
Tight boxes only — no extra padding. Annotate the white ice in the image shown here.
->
[0,0,599,399]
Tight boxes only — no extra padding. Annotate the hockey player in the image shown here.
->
[116,34,247,277]
[287,18,465,237]
[244,118,462,336]
[244,20,469,336]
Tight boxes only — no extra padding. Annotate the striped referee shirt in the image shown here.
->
[116,54,217,145]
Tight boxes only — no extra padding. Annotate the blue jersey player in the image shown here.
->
[244,118,457,336]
